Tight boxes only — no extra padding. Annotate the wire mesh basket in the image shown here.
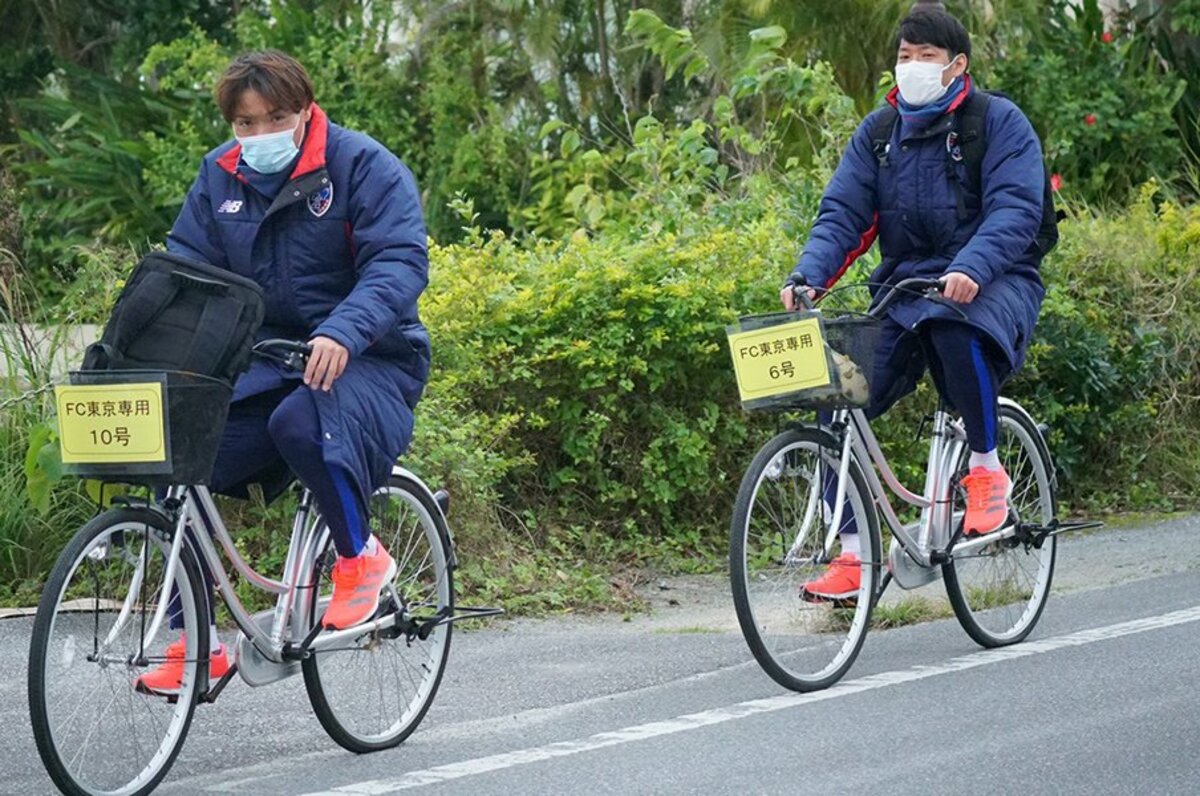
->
[726,311,882,412]
[58,370,232,485]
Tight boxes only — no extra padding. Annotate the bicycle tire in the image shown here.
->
[943,402,1057,647]
[29,507,208,796]
[731,427,881,692]
[303,473,454,753]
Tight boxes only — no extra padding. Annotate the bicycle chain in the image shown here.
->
[0,381,57,413]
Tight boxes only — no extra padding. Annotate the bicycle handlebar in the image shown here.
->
[252,339,313,372]
[788,277,947,318]
[868,277,945,318]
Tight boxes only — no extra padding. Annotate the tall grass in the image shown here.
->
[0,250,92,605]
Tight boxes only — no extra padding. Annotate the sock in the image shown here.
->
[840,532,861,558]
[361,535,379,556]
[970,449,1002,472]
[210,624,221,654]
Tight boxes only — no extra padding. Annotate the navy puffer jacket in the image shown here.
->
[793,79,1045,370]
[167,104,428,504]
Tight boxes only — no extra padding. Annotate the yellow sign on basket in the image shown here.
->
[727,316,831,402]
[56,382,167,465]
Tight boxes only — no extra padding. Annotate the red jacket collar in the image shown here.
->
[290,103,328,179]
[946,74,973,113]
[215,102,330,179]
[885,74,973,114]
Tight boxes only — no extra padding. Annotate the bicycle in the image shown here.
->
[28,339,501,796]
[727,278,1098,692]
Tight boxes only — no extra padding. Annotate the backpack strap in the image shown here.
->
[956,91,992,198]
[169,271,244,378]
[870,106,900,168]
[947,91,992,222]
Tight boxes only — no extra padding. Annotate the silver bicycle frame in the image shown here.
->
[178,484,384,662]
[133,465,443,666]
[826,403,1019,570]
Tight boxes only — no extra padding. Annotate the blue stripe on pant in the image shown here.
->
[169,384,369,629]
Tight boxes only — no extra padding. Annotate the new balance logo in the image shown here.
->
[217,200,244,214]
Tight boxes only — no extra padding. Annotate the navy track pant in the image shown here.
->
[824,318,1009,536]
[170,384,369,629]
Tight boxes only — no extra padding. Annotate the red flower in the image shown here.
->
[1050,173,1063,192]
[1084,113,1098,126]
[1101,31,1114,44]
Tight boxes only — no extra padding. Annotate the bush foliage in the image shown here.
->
[2,1,1198,610]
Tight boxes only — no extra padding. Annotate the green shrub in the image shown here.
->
[1011,187,1200,509]
[407,190,1200,586]
[10,190,1200,611]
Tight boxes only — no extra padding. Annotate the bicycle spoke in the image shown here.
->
[305,478,452,751]
[733,431,878,692]
[946,407,1055,646]
[32,514,200,796]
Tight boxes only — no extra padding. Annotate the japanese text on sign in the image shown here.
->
[726,316,831,402]
[56,382,167,465]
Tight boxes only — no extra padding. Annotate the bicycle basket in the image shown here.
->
[56,370,232,485]
[726,311,881,412]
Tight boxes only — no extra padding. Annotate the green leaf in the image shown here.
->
[748,26,787,51]
[37,441,64,483]
[561,130,582,157]
[24,424,53,515]
[57,112,83,133]
[538,119,568,139]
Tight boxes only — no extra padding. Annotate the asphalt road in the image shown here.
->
[3,518,1198,795]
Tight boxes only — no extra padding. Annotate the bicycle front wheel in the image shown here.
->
[731,427,881,692]
[28,507,207,796]
[943,402,1057,647]
[303,474,454,753]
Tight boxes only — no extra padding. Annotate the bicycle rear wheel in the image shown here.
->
[731,427,880,692]
[303,474,454,752]
[943,402,1057,647]
[28,508,207,796]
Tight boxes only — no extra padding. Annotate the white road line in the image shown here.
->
[297,605,1200,795]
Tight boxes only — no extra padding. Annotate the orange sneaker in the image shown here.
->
[961,467,1013,536]
[135,636,230,695]
[321,538,397,630]
[799,554,861,604]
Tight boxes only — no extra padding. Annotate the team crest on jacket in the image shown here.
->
[308,184,333,217]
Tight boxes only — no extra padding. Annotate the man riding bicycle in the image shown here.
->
[137,50,429,692]
[783,8,1050,602]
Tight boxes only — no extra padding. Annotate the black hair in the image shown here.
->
[896,9,972,61]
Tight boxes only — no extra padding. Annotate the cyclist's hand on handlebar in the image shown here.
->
[941,272,979,304]
[780,284,817,311]
[305,335,349,392]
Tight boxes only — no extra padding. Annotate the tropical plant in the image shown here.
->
[989,0,1186,204]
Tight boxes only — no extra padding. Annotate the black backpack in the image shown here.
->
[82,251,265,384]
[869,90,1061,258]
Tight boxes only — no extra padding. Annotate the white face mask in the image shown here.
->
[895,57,961,106]
[235,116,304,174]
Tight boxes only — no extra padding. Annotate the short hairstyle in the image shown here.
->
[214,50,315,122]
[896,9,972,61]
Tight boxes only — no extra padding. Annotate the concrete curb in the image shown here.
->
[0,324,100,382]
